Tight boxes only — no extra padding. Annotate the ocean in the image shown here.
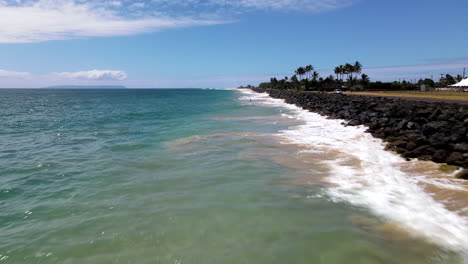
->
[1,88,467,263]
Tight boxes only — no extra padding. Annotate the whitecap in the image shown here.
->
[238,89,468,257]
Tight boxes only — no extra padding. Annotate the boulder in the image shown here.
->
[428,133,450,149]
[422,121,449,136]
[395,120,407,130]
[347,120,360,126]
[392,140,409,148]
[412,145,435,156]
[406,121,417,130]
[406,142,417,150]
[432,150,449,163]
[446,152,464,165]
[415,109,432,117]
[454,143,468,152]
[253,88,468,168]
[455,169,468,180]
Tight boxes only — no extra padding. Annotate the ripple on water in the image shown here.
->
[2,89,467,263]
[239,89,468,260]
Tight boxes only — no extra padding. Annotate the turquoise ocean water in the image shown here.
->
[1,89,467,263]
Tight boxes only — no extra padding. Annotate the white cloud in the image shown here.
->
[0,69,31,78]
[0,0,227,43]
[54,70,128,81]
[0,0,357,43]
[233,0,355,12]
[148,0,356,12]
[108,1,121,7]
[129,2,145,9]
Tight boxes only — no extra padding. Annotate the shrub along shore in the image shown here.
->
[251,88,468,171]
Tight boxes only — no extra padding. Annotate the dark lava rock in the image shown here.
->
[406,122,417,130]
[422,121,449,136]
[251,88,468,168]
[455,169,468,180]
[395,120,407,130]
[392,140,408,148]
[446,152,464,166]
[416,109,432,117]
[406,142,417,151]
[411,145,435,156]
[432,150,449,163]
[347,120,361,126]
[428,133,451,149]
[450,127,468,142]
[454,143,468,152]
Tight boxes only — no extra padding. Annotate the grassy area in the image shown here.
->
[346,90,468,101]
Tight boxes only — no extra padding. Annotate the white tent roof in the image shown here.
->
[451,78,468,87]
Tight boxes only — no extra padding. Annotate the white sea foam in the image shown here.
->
[237,89,468,256]
[204,88,238,90]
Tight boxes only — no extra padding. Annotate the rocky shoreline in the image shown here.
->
[251,88,468,172]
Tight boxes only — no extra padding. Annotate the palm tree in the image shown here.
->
[445,74,456,85]
[334,66,340,80]
[338,65,345,81]
[295,67,305,81]
[312,71,319,82]
[361,74,370,86]
[343,63,352,79]
[354,61,362,79]
[305,65,314,80]
[291,74,299,83]
[344,63,353,81]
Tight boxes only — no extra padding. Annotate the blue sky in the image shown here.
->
[0,0,467,88]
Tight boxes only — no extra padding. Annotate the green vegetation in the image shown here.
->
[257,61,367,91]
[366,74,463,91]
[238,84,255,89]
[248,62,465,92]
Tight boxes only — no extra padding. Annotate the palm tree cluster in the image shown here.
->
[257,61,369,91]
[250,61,466,92]
[438,74,460,87]
[295,65,317,81]
[334,61,362,81]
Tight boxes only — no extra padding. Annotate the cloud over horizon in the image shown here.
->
[0,0,356,43]
[0,0,227,43]
[54,70,128,81]
[0,69,31,78]
[0,58,466,88]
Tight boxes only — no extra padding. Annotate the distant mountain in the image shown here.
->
[42,85,127,89]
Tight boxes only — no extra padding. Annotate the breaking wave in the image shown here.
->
[238,89,468,257]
